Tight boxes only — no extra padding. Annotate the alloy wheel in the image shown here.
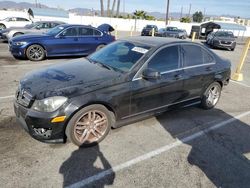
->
[206,85,220,106]
[27,45,45,61]
[73,110,108,144]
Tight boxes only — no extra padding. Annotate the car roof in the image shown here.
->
[35,21,65,23]
[122,36,195,47]
[58,24,94,28]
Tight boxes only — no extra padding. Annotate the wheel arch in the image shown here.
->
[62,101,117,142]
[25,43,48,57]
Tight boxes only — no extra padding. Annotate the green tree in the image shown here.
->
[180,17,191,23]
[133,10,147,19]
[192,11,203,22]
[133,10,155,20]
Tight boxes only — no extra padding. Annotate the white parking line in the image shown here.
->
[66,110,250,188]
[230,80,250,88]
[0,95,14,100]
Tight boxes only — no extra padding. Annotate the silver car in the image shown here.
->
[0,21,65,42]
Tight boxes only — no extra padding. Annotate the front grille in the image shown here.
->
[16,88,33,107]
[220,41,232,45]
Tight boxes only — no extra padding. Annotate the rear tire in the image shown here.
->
[26,44,45,61]
[96,44,105,51]
[66,104,114,147]
[201,82,222,109]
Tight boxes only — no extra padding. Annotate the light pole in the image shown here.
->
[165,0,170,25]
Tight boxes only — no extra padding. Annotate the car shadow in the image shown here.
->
[59,145,115,187]
[156,107,250,187]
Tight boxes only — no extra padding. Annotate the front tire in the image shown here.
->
[201,82,222,109]
[26,44,45,61]
[66,104,114,147]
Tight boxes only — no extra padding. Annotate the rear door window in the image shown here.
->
[79,27,94,36]
[182,44,214,67]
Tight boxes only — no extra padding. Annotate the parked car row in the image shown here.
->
[141,25,236,51]
[0,16,116,61]
[141,25,188,39]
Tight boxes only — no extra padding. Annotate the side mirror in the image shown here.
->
[142,68,161,80]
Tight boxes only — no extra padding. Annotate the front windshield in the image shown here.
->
[146,25,155,28]
[215,32,234,38]
[46,25,65,35]
[88,41,151,73]
[167,27,178,31]
[25,23,37,29]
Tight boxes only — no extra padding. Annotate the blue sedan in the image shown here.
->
[9,24,115,61]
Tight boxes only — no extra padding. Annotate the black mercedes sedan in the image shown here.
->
[206,31,236,51]
[14,37,231,147]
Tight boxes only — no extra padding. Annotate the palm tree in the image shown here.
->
[107,0,111,17]
[100,0,104,16]
[111,0,116,17]
[116,0,121,17]
[133,10,147,19]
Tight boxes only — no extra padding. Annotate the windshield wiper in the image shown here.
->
[86,57,114,71]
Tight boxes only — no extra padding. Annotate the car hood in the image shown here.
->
[20,58,124,99]
[12,33,51,41]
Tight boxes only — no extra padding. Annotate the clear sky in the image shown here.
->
[6,0,250,18]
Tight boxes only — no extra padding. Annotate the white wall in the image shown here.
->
[1,10,250,37]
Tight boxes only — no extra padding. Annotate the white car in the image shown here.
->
[0,17,32,30]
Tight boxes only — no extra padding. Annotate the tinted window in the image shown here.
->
[93,29,102,36]
[16,18,29,21]
[182,44,214,67]
[79,27,94,36]
[215,31,234,38]
[89,41,151,72]
[50,22,60,28]
[148,45,179,72]
[36,22,50,29]
[61,27,77,37]
[182,45,203,66]
[202,49,214,63]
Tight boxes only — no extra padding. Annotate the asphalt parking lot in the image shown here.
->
[0,35,250,188]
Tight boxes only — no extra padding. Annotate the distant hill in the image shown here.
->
[0,1,48,9]
[0,1,243,19]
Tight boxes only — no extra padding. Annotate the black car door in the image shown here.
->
[181,44,216,99]
[129,45,185,117]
